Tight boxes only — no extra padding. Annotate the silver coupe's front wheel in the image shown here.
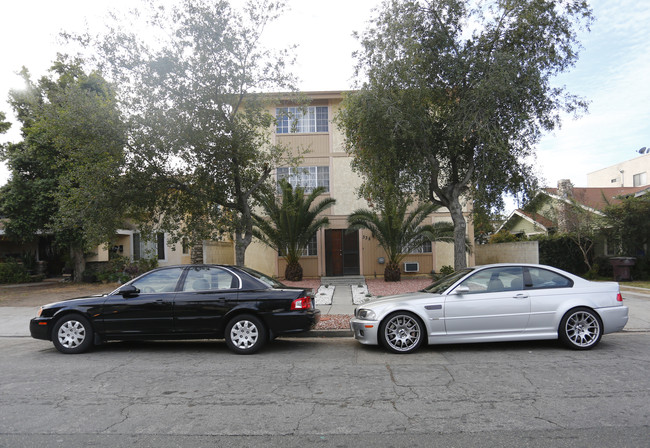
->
[379,312,424,354]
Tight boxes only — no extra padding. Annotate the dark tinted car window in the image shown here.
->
[182,266,238,291]
[131,268,184,293]
[525,267,573,289]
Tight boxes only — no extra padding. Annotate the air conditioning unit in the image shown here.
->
[403,262,419,273]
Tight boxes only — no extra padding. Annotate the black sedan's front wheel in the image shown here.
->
[225,314,267,354]
[379,312,425,354]
[52,314,94,354]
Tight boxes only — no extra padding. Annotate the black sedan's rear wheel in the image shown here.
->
[379,311,425,354]
[224,314,267,354]
[559,307,603,350]
[52,314,94,354]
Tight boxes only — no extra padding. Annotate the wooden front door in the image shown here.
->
[325,229,360,276]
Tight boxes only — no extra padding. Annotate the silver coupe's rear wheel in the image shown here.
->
[379,312,424,354]
[559,307,602,350]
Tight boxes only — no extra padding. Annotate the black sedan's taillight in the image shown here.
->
[291,296,312,310]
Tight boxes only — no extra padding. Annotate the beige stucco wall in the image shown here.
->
[475,241,539,265]
[587,153,650,187]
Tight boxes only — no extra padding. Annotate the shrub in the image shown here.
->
[439,265,455,277]
[96,256,158,283]
[532,234,589,275]
[0,260,32,284]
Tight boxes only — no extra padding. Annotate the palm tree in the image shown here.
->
[253,179,336,281]
[348,198,455,281]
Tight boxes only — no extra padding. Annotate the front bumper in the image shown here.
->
[598,305,629,334]
[350,318,380,345]
[30,317,53,341]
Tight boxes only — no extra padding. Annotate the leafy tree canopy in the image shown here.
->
[70,0,297,266]
[337,0,592,269]
[0,57,126,280]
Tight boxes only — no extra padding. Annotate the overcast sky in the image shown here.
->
[1,0,649,192]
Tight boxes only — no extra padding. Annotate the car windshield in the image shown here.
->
[239,266,286,289]
[421,268,473,294]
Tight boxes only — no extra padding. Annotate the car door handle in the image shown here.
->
[513,294,529,299]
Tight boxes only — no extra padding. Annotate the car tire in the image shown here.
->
[224,314,267,355]
[559,307,603,350]
[379,311,425,354]
[52,314,94,354]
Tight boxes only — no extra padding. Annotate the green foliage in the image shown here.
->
[253,180,335,281]
[603,194,650,256]
[1,57,126,281]
[532,234,590,276]
[347,196,455,281]
[0,261,32,284]
[75,0,297,266]
[489,230,527,244]
[337,0,592,270]
[95,256,159,284]
[439,265,455,277]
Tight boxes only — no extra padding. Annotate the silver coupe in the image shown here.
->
[350,264,628,353]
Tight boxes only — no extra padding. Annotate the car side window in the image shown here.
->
[181,266,239,292]
[524,267,573,289]
[131,268,184,294]
[457,267,524,294]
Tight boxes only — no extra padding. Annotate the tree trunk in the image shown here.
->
[234,230,252,267]
[384,262,401,282]
[447,196,468,271]
[70,245,85,283]
[285,261,303,281]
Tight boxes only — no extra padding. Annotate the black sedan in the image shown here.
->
[30,265,320,354]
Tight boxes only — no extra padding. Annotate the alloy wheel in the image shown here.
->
[384,314,421,352]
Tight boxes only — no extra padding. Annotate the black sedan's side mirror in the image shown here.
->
[118,285,140,298]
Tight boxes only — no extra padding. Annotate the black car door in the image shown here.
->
[98,267,184,336]
[173,266,240,334]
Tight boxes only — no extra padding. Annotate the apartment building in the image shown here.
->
[223,91,475,278]
[587,150,650,188]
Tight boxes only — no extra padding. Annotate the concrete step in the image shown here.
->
[320,276,366,286]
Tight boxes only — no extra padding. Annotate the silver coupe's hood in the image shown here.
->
[363,291,440,307]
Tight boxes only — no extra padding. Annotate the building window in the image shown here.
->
[182,238,190,255]
[633,172,647,187]
[278,234,318,257]
[277,166,329,193]
[133,232,166,260]
[410,240,432,254]
[302,234,318,256]
[276,106,328,134]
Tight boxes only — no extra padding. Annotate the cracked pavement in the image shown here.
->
[1,332,649,447]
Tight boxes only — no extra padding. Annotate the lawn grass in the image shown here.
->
[621,281,650,289]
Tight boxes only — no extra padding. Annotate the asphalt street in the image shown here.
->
[0,287,648,447]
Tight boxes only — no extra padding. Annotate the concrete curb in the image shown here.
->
[290,329,353,338]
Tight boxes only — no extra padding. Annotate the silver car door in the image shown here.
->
[443,266,530,337]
